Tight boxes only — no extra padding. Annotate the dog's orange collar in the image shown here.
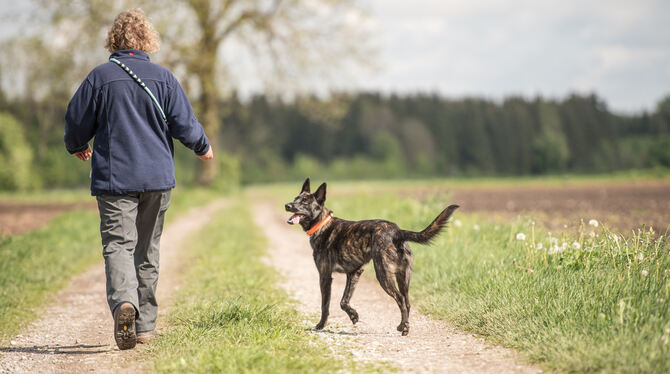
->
[307,212,333,236]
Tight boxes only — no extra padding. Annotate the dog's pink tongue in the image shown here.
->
[291,215,301,225]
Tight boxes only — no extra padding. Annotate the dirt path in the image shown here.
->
[254,201,542,373]
[0,199,228,374]
[0,202,97,236]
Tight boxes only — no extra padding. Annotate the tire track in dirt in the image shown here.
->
[0,199,228,374]
[254,201,542,373]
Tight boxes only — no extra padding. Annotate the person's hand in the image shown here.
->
[74,145,92,161]
[198,147,214,160]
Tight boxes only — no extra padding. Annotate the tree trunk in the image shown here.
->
[194,28,221,186]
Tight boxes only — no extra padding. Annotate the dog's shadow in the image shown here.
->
[307,327,361,336]
[0,343,109,355]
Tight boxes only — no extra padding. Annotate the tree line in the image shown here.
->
[219,92,670,183]
[1,91,669,190]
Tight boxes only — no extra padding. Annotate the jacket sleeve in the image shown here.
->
[166,75,211,155]
[64,78,97,154]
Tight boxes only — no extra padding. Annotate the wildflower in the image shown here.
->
[589,231,596,238]
[561,242,568,250]
[641,269,649,277]
[536,243,543,250]
[473,224,480,231]
[637,253,643,261]
[588,219,599,228]
[551,237,559,245]
[516,232,526,241]
[572,241,580,250]
[453,219,462,228]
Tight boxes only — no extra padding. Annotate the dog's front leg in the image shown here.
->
[315,274,333,330]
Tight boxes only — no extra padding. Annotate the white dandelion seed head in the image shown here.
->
[516,232,526,241]
[536,243,543,250]
[572,241,581,250]
[588,219,599,227]
[473,224,480,231]
[561,242,568,249]
[641,269,649,277]
[589,231,596,238]
[637,253,644,261]
[551,237,559,244]
[454,219,462,228]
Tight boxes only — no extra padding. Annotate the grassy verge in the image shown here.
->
[148,199,373,373]
[0,188,222,341]
[324,191,669,373]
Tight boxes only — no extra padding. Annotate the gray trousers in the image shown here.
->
[96,190,170,333]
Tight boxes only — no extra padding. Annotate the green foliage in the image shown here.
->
[0,112,33,190]
[149,200,371,373]
[211,151,241,193]
[326,190,670,373]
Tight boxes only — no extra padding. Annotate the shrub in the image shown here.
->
[0,112,33,190]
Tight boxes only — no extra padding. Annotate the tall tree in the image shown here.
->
[2,0,374,184]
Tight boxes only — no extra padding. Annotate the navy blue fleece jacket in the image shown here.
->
[65,49,210,195]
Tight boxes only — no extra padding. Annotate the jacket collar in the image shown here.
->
[109,49,150,61]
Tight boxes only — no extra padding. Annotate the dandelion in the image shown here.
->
[588,219,599,228]
[453,219,462,228]
[536,243,543,250]
[516,232,526,241]
[551,237,559,245]
[473,224,480,231]
[589,231,596,238]
[637,253,643,261]
[561,242,568,250]
[572,241,580,250]
[641,269,649,277]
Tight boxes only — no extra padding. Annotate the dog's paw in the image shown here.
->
[349,312,359,325]
[315,322,326,330]
[397,322,409,335]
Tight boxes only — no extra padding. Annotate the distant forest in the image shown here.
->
[1,91,670,189]
[217,92,670,183]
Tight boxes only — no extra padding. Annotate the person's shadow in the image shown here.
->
[0,343,109,355]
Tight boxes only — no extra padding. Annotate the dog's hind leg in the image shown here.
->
[341,267,364,324]
[373,249,410,336]
[315,274,333,330]
[395,243,413,333]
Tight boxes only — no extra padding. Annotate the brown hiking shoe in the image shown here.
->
[113,303,136,350]
[136,330,157,344]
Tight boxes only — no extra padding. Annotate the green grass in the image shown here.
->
[322,190,670,373]
[0,188,223,341]
[148,199,375,373]
[0,210,100,338]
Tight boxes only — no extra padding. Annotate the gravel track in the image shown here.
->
[0,199,228,374]
[254,201,542,373]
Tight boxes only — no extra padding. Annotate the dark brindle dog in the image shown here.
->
[285,178,459,336]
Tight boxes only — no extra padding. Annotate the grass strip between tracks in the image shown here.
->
[148,199,377,373]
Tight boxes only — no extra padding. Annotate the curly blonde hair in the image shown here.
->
[105,8,160,53]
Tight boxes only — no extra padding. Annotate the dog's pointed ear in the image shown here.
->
[301,177,311,193]
[314,182,327,205]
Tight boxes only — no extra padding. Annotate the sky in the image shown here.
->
[1,0,668,113]
[353,0,670,113]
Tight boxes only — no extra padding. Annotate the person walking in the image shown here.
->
[64,8,213,350]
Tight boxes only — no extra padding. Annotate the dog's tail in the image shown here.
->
[396,204,459,244]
